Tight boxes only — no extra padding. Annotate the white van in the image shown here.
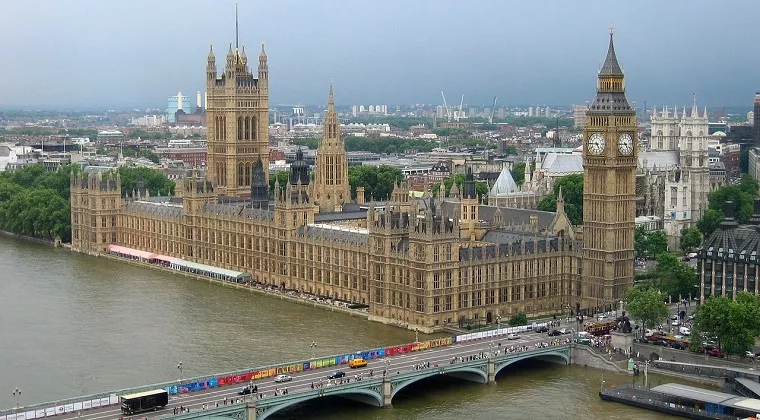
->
[679,326,691,336]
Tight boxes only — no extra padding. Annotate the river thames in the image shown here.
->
[0,235,691,419]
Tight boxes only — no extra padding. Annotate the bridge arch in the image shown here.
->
[494,351,569,377]
[258,388,383,420]
[390,366,488,401]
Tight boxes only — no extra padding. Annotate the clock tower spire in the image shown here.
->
[581,29,637,314]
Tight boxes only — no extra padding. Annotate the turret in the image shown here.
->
[207,45,216,83]
[258,43,268,82]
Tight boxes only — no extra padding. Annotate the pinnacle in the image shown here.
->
[599,31,623,75]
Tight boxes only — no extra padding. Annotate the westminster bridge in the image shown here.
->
[0,326,571,420]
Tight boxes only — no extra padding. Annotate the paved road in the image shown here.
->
[48,331,571,420]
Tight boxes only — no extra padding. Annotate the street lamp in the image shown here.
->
[414,329,419,344]
[311,341,317,359]
[177,362,183,382]
[496,315,501,329]
[13,387,21,409]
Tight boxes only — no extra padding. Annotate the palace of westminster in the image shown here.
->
[70,31,639,332]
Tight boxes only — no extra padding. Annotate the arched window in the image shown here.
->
[244,117,250,140]
[238,117,243,140]
[251,116,257,140]
[238,163,244,186]
[244,162,251,186]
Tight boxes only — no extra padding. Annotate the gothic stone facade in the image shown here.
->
[70,33,633,331]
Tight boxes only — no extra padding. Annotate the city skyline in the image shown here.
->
[2,0,759,109]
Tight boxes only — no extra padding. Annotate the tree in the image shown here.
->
[141,150,160,164]
[117,167,175,197]
[348,165,404,201]
[504,145,518,156]
[696,209,723,238]
[538,174,583,224]
[634,226,648,259]
[510,162,526,186]
[269,170,289,193]
[509,312,528,327]
[691,293,760,356]
[625,287,669,335]
[645,231,668,257]
[680,227,702,253]
[651,252,698,301]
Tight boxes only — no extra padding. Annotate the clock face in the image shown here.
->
[618,133,634,155]
[588,133,606,155]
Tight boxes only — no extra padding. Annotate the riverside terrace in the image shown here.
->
[0,324,572,420]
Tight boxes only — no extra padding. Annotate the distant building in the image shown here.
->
[697,200,760,301]
[0,145,18,172]
[167,91,193,123]
[638,104,711,249]
[96,130,125,143]
[754,92,760,147]
[573,105,588,129]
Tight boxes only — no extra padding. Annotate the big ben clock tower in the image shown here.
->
[581,27,637,313]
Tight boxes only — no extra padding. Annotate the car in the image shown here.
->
[238,386,252,395]
[507,333,520,340]
[670,314,678,320]
[708,348,725,358]
[671,320,680,326]
[274,374,292,383]
[328,371,345,379]
[559,328,571,335]
[534,325,549,333]
[746,351,756,359]
[679,326,690,336]
[687,314,695,321]
[548,330,562,337]
[349,358,367,368]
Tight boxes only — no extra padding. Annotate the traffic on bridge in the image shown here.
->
[2,323,574,420]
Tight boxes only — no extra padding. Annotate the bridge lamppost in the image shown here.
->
[311,341,317,359]
[414,329,419,344]
[13,387,21,409]
[496,315,502,329]
[177,362,183,383]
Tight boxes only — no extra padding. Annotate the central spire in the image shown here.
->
[600,26,623,76]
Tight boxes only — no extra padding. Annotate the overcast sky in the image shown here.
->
[1,0,759,109]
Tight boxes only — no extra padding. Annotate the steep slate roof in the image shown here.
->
[600,32,623,75]
[489,167,519,196]
[124,201,184,218]
[541,153,583,175]
[201,202,274,220]
[701,201,760,263]
[299,224,368,245]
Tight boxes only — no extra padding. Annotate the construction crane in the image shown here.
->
[489,96,498,124]
[456,95,464,121]
[440,91,452,122]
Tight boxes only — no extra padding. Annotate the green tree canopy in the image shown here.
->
[649,252,698,300]
[509,312,528,327]
[696,209,723,238]
[691,293,760,356]
[117,167,175,197]
[697,175,760,237]
[292,136,437,155]
[538,173,583,224]
[269,170,289,193]
[510,162,526,186]
[680,227,703,253]
[625,287,669,334]
[348,165,404,201]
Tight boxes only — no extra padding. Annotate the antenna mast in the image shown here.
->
[235,3,239,49]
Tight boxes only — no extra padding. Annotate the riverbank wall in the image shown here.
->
[0,230,55,246]
[571,343,630,374]
[93,252,372,321]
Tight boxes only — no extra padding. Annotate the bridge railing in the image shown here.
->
[0,337,453,417]
[1,320,553,417]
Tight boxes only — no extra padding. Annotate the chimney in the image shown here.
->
[197,91,202,109]
[204,91,208,110]
[177,91,183,111]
